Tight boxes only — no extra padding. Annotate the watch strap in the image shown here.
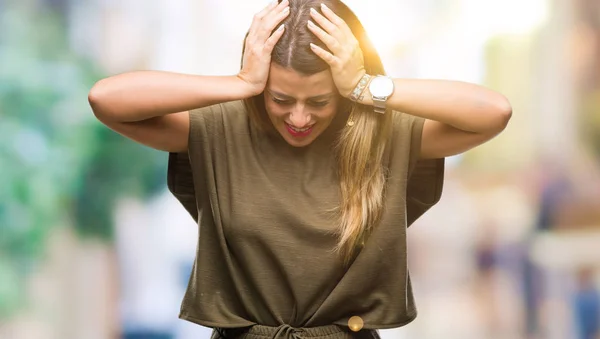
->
[372,98,387,114]
[369,75,393,114]
[349,74,372,102]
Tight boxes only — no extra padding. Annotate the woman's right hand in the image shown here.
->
[237,0,290,96]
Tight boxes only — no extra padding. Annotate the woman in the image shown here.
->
[88,0,512,338]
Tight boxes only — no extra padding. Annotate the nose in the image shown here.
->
[289,103,312,128]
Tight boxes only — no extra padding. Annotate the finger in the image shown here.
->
[261,0,280,15]
[319,3,346,28]
[309,7,341,40]
[249,0,279,33]
[265,3,290,34]
[274,0,289,12]
[318,3,356,40]
[307,20,341,55]
[249,0,288,40]
[265,24,286,51]
[310,43,339,67]
[255,1,290,42]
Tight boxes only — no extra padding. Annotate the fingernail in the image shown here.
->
[278,24,285,31]
[310,7,318,15]
[321,3,329,11]
[310,43,317,49]
[307,20,315,27]
[283,6,289,13]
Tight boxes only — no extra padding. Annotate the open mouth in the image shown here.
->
[285,123,315,137]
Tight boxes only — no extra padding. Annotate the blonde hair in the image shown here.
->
[243,0,392,265]
[334,105,392,264]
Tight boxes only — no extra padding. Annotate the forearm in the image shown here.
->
[88,71,254,122]
[359,78,512,133]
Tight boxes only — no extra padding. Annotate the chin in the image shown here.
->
[282,135,317,147]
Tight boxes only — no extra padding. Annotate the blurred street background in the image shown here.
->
[1,0,599,338]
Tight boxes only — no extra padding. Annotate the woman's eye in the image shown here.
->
[272,98,292,105]
[271,97,328,107]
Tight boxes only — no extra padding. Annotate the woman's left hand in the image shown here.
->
[308,4,366,98]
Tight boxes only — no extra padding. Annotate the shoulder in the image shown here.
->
[388,112,445,226]
[189,100,247,125]
[188,100,249,139]
[390,110,424,136]
[384,110,430,178]
[389,110,425,153]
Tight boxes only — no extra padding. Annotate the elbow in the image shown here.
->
[88,79,112,121]
[88,83,100,106]
[88,80,104,118]
[498,96,513,129]
[489,95,512,133]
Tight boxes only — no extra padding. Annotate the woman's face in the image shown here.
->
[264,63,340,147]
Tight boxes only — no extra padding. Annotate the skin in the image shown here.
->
[90,0,511,159]
[307,3,512,158]
[263,63,340,147]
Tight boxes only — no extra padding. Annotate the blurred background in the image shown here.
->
[1,0,599,338]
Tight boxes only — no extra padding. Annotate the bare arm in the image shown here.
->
[304,7,512,160]
[358,79,512,159]
[88,71,254,152]
[88,0,290,153]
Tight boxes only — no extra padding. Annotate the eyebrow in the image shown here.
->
[267,90,334,101]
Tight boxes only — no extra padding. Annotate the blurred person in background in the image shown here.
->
[88,0,511,338]
[573,267,600,339]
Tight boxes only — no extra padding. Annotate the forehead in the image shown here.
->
[267,63,335,99]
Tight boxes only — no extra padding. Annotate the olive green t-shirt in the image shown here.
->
[168,100,444,330]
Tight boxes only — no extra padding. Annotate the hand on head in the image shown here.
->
[307,3,366,98]
[238,0,366,100]
[237,0,290,96]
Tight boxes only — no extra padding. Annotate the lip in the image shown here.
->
[285,123,315,137]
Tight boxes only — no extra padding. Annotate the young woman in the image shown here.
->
[88,0,512,338]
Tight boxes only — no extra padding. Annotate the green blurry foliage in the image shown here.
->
[0,2,165,318]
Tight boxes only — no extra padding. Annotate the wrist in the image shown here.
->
[234,73,264,97]
[347,72,371,102]
[367,75,395,114]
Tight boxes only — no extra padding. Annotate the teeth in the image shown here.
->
[289,124,312,132]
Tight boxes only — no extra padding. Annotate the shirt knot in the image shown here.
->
[270,324,304,339]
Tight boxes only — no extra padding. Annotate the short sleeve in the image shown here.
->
[167,151,198,221]
[396,112,445,226]
[166,106,214,223]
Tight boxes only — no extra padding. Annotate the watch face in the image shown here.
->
[369,76,394,97]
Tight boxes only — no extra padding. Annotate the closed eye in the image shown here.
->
[309,101,329,107]
[271,97,329,107]
[272,98,293,105]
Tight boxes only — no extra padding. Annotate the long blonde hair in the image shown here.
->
[243,0,393,265]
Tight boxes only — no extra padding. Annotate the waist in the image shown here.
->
[213,323,380,339]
